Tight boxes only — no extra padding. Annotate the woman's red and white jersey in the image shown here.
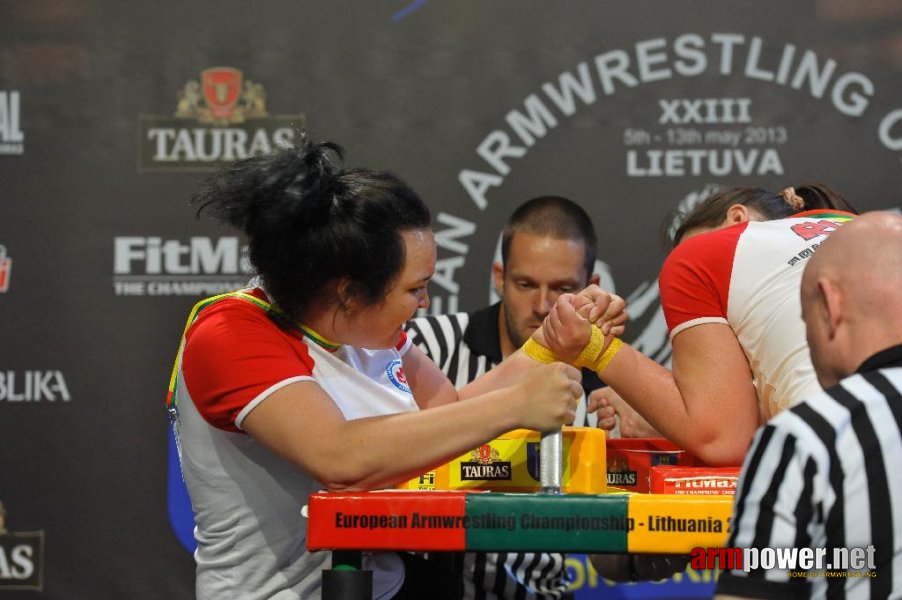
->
[179,287,416,431]
[659,210,854,419]
[172,288,413,600]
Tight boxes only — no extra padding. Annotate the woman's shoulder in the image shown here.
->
[186,289,286,346]
[662,224,747,284]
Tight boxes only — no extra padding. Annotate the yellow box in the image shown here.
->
[397,426,606,494]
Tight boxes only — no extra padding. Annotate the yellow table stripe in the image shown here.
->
[627,494,733,553]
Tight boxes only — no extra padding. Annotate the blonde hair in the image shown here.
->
[780,187,806,212]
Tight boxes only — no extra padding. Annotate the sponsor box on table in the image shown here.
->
[606,438,702,492]
[396,427,606,494]
[649,466,741,495]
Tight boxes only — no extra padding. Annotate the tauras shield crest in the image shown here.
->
[477,444,492,464]
[201,67,242,120]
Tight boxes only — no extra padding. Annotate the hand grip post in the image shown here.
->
[539,428,563,494]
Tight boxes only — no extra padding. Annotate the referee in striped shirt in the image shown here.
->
[406,196,609,600]
[716,211,902,599]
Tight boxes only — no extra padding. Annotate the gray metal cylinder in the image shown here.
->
[539,428,563,494]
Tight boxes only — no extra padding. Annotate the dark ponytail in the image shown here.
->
[668,183,857,247]
[792,183,858,215]
[193,137,431,324]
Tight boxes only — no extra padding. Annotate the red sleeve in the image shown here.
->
[658,223,746,336]
[396,330,409,352]
[181,298,315,432]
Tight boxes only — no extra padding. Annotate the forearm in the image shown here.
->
[307,389,521,491]
[599,345,690,440]
[596,344,753,465]
[247,355,580,491]
[539,311,758,464]
[458,350,535,400]
[308,358,580,488]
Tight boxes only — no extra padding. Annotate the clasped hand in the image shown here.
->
[532,285,627,363]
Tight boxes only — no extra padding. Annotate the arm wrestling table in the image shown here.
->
[305,428,735,599]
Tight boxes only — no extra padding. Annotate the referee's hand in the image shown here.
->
[589,388,661,438]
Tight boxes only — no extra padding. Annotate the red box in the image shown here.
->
[606,438,700,492]
[649,466,741,495]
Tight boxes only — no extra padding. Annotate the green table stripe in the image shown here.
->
[464,493,630,552]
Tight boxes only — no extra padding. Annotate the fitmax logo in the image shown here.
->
[113,237,252,296]
[114,237,249,275]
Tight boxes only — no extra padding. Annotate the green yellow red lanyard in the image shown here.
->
[165,291,342,416]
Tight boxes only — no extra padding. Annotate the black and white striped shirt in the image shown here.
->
[716,344,902,599]
[405,304,605,600]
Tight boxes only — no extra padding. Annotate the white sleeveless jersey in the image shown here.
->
[659,210,854,419]
[171,289,414,599]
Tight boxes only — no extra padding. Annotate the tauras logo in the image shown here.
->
[112,236,252,297]
[0,534,43,590]
[461,443,511,480]
[460,462,512,480]
[607,471,638,486]
[0,371,70,402]
[137,66,304,172]
[0,503,44,591]
[0,91,24,155]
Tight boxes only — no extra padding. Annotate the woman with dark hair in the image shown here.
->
[669,183,857,246]
[166,139,619,600]
[540,183,857,466]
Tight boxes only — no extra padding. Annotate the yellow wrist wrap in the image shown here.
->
[573,325,624,374]
[594,337,624,373]
[573,324,605,369]
[521,338,558,364]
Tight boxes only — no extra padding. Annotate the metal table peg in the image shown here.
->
[539,428,563,494]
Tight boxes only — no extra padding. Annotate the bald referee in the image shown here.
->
[716,211,902,599]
